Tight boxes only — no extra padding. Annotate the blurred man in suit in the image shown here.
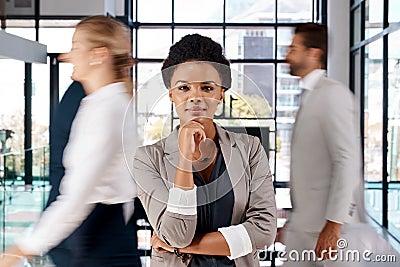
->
[46,81,86,267]
[283,23,365,266]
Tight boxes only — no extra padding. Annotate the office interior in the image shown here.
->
[0,0,399,266]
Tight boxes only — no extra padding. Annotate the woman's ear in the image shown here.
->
[219,89,225,103]
[91,46,109,65]
[169,89,174,102]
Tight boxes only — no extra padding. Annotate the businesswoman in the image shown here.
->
[133,34,277,266]
[0,15,140,267]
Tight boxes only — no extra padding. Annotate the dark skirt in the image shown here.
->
[67,203,141,267]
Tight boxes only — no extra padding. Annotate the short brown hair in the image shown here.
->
[295,23,327,68]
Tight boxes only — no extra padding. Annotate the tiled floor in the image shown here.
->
[2,183,400,267]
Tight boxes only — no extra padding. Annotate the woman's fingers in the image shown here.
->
[151,234,171,254]
[178,120,206,159]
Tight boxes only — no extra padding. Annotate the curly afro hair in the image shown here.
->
[161,34,231,90]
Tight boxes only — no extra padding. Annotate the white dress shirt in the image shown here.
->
[299,69,326,103]
[17,82,137,255]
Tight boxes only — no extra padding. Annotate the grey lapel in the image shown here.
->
[163,125,249,223]
[163,128,180,183]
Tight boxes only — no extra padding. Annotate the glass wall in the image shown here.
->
[351,0,400,240]
[0,59,49,252]
[364,39,384,224]
[388,29,400,238]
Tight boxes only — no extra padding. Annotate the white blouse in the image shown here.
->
[18,82,137,255]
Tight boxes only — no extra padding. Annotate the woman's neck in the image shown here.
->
[81,78,116,95]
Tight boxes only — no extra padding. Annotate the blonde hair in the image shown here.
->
[76,15,133,94]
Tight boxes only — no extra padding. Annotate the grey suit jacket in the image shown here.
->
[289,75,365,233]
[133,125,277,266]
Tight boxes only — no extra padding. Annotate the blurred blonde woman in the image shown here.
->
[0,15,141,267]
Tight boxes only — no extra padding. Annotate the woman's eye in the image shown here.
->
[178,85,190,91]
[201,86,214,91]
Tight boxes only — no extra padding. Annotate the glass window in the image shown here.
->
[137,29,172,59]
[174,0,223,23]
[32,61,50,150]
[388,30,400,239]
[226,0,275,23]
[5,27,36,41]
[225,28,275,60]
[174,28,223,46]
[230,63,274,119]
[32,61,50,184]
[137,0,172,23]
[389,0,400,24]
[277,27,294,60]
[276,63,300,182]
[0,59,25,155]
[364,38,383,224]
[352,6,361,45]
[365,0,383,39]
[136,63,170,145]
[277,0,313,23]
[39,27,75,53]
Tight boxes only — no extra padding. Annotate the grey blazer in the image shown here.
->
[289,75,365,233]
[133,125,277,266]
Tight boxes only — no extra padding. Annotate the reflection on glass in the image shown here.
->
[364,39,383,224]
[365,0,383,39]
[137,29,172,58]
[388,30,400,239]
[226,0,274,23]
[174,29,223,46]
[174,0,223,22]
[277,0,312,23]
[137,0,172,22]
[225,28,275,59]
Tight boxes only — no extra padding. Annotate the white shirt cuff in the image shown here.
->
[166,185,197,215]
[218,224,253,260]
[16,231,47,256]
